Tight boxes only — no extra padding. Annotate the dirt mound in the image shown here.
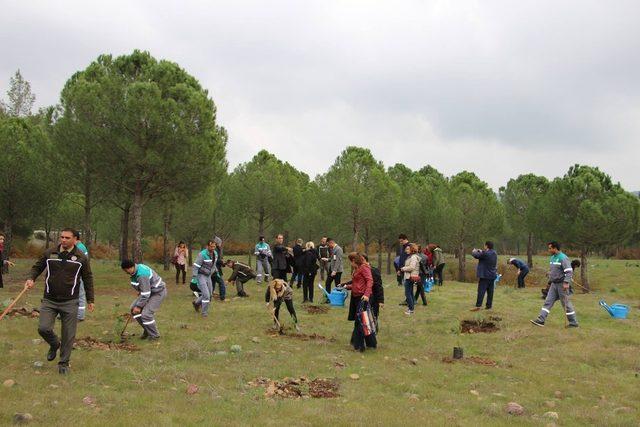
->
[305,305,329,314]
[265,329,335,343]
[2,307,39,318]
[442,356,497,367]
[248,376,339,399]
[74,336,139,352]
[460,319,499,334]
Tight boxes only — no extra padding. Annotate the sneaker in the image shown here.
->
[58,365,70,375]
[47,343,60,362]
[192,301,201,313]
[148,336,160,341]
[404,310,414,315]
[140,331,149,340]
[202,313,208,318]
[530,319,545,327]
[567,323,579,328]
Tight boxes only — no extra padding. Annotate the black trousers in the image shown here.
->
[517,269,529,288]
[434,263,445,285]
[475,278,494,309]
[349,297,377,351]
[175,264,186,283]
[414,280,427,305]
[272,269,288,282]
[325,272,342,295]
[302,272,316,302]
[274,298,297,324]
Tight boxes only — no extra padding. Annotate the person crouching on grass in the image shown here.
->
[121,260,167,340]
[225,259,256,297]
[343,252,376,352]
[265,279,299,331]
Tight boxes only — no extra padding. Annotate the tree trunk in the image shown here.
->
[84,175,92,249]
[458,242,466,282]
[187,239,194,266]
[352,215,359,252]
[3,218,13,274]
[580,250,589,292]
[131,183,144,263]
[119,204,130,261]
[162,208,171,271]
[385,246,391,275]
[527,232,533,268]
[44,220,52,249]
[516,240,520,256]
[377,239,383,270]
[258,208,265,236]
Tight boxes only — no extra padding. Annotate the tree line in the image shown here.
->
[1,51,639,290]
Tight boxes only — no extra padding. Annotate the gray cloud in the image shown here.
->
[1,0,638,190]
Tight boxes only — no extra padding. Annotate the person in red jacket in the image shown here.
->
[343,252,376,352]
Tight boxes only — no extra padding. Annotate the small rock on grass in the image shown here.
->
[32,362,43,369]
[505,402,524,416]
[12,413,33,424]
[470,390,480,396]
[543,411,559,420]
[82,396,96,406]
[349,374,360,380]
[3,379,16,388]
[554,390,563,399]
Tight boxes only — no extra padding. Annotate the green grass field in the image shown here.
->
[1,257,639,426]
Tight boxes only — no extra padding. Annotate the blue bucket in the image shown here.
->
[599,300,629,319]
[424,278,434,293]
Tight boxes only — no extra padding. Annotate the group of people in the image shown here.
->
[13,226,580,375]
[394,234,446,315]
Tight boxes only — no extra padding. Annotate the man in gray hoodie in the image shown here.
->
[324,238,343,303]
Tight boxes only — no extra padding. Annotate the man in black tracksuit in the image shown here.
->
[25,228,94,375]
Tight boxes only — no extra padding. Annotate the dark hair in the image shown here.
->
[207,239,216,246]
[398,233,408,240]
[72,230,81,239]
[362,254,369,262]
[276,234,284,239]
[571,259,581,270]
[225,259,235,266]
[121,259,135,269]
[485,241,494,250]
[547,241,560,250]
[60,227,78,237]
[327,237,334,243]
[178,240,185,245]
[259,236,265,241]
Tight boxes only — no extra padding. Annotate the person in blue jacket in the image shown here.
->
[471,241,498,311]
[74,231,90,321]
[508,257,529,288]
[191,240,217,317]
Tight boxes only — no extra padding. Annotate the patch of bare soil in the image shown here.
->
[248,377,339,399]
[442,356,498,367]
[460,319,499,334]
[74,336,139,352]
[306,305,329,314]
[2,307,39,318]
[264,328,335,343]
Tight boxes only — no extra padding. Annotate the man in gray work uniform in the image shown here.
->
[25,228,94,375]
[121,260,167,340]
[531,241,579,328]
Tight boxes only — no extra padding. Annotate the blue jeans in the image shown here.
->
[403,279,415,311]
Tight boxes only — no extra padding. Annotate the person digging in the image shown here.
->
[121,260,167,340]
[531,241,578,328]
[265,279,300,332]
[225,259,256,297]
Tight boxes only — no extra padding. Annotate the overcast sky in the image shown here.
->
[2,0,639,190]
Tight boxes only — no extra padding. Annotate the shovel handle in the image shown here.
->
[0,285,30,321]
